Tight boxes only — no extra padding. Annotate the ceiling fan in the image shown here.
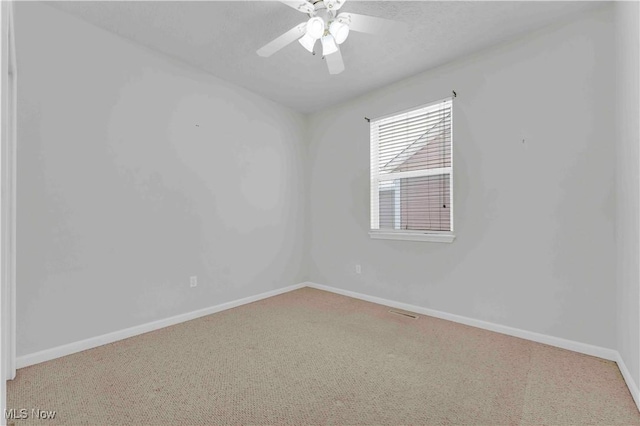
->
[257,0,403,75]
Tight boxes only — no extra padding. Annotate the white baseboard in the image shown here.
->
[16,282,306,369]
[616,351,640,410]
[15,280,640,413]
[305,282,618,361]
[306,282,640,411]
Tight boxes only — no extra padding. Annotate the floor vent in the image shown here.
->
[388,309,419,319]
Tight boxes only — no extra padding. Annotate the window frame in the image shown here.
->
[369,97,455,243]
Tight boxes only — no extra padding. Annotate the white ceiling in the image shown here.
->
[49,1,604,114]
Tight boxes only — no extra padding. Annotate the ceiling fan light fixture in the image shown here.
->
[321,34,339,56]
[298,33,316,53]
[329,20,350,44]
[306,17,325,40]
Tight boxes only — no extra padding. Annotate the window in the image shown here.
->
[369,98,454,242]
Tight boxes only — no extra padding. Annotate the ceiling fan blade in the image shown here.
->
[279,0,315,15]
[337,12,405,35]
[257,23,306,57]
[325,49,345,75]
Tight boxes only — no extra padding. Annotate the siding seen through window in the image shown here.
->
[370,98,453,234]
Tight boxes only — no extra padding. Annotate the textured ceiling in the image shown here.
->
[49,1,604,113]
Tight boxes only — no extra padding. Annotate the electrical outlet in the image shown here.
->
[355,264,361,274]
[190,276,197,287]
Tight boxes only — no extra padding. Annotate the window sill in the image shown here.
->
[369,231,456,243]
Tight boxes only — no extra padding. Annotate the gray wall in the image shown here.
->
[308,6,617,349]
[14,2,627,363]
[15,3,307,356]
[615,1,640,393]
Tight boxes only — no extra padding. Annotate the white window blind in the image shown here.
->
[370,98,453,234]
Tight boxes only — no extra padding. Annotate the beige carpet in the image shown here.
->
[7,287,640,425]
